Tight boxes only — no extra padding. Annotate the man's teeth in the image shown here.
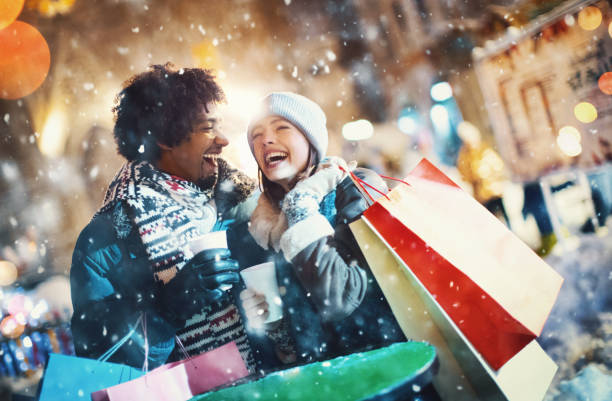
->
[203,154,220,161]
[265,152,288,164]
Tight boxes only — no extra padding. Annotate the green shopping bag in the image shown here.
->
[192,341,437,401]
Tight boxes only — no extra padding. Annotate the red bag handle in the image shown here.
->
[339,166,410,204]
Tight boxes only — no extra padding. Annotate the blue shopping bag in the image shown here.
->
[38,315,145,401]
[38,353,144,401]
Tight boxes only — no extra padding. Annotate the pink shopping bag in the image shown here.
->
[91,341,249,401]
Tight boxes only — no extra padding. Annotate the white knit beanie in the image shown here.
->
[247,92,328,161]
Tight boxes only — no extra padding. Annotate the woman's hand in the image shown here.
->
[317,156,357,174]
[240,288,272,329]
[296,157,356,197]
[282,157,357,226]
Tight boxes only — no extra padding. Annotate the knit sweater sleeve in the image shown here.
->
[70,213,176,369]
[284,168,387,322]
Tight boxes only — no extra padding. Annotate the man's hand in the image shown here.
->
[188,248,240,298]
[158,248,240,327]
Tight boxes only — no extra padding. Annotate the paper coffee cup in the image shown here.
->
[240,262,283,323]
[188,230,227,254]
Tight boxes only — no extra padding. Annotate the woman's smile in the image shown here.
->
[264,151,289,168]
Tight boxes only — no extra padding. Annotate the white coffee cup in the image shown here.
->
[187,231,232,290]
[240,262,283,324]
[188,230,227,255]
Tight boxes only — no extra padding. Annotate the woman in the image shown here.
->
[240,92,405,367]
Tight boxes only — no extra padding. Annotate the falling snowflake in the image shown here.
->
[89,166,100,180]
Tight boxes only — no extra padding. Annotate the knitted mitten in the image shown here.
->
[282,157,354,226]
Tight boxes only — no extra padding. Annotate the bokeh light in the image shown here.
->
[192,40,222,71]
[398,116,417,135]
[557,126,582,157]
[30,0,76,17]
[430,82,453,102]
[573,102,598,123]
[0,260,18,286]
[0,0,24,30]
[0,21,51,99]
[599,72,612,95]
[7,294,33,316]
[0,315,25,339]
[39,108,67,157]
[577,6,602,31]
[342,119,374,141]
[609,21,612,38]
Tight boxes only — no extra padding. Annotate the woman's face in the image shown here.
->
[249,116,310,191]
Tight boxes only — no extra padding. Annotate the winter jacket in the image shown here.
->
[70,162,260,370]
[247,168,406,366]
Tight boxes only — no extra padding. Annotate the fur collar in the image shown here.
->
[248,194,288,252]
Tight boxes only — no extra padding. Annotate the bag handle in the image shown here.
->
[339,166,410,205]
[174,335,191,361]
[98,314,144,363]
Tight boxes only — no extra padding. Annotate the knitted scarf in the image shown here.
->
[101,159,258,371]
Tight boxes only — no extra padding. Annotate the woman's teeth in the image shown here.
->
[265,152,288,165]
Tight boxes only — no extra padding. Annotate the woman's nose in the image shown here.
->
[261,130,276,144]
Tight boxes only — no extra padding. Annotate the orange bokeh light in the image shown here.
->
[0,0,25,30]
[0,21,51,99]
[599,72,612,95]
[577,6,602,31]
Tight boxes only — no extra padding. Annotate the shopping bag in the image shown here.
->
[359,158,563,369]
[350,218,558,401]
[91,341,250,401]
[38,353,144,401]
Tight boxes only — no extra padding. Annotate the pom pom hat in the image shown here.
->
[247,92,328,161]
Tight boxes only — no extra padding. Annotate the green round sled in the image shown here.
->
[191,341,437,401]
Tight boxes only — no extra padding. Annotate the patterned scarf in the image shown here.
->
[101,159,258,371]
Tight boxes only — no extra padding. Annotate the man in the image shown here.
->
[70,63,258,371]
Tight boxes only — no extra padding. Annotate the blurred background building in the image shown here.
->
[0,0,611,399]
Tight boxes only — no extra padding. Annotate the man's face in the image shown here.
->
[159,104,228,184]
